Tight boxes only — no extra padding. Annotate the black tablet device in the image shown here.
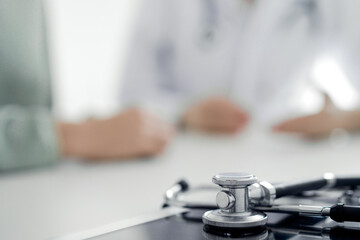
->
[57,188,360,240]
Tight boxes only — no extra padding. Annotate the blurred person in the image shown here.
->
[122,0,319,134]
[0,0,174,171]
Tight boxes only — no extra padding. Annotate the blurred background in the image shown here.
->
[48,0,140,122]
[2,1,360,239]
[47,0,360,123]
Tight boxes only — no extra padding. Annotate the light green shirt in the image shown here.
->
[0,0,59,170]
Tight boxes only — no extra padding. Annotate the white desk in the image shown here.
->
[1,128,360,240]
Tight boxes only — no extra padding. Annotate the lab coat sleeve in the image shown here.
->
[0,105,59,171]
[121,0,187,124]
[317,1,360,98]
[336,3,360,94]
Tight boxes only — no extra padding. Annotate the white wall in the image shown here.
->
[47,0,141,121]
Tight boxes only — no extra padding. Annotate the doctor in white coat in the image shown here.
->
[122,0,320,134]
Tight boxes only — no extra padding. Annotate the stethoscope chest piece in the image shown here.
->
[202,173,268,233]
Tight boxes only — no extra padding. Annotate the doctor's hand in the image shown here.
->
[183,96,249,134]
[59,108,175,160]
[273,95,360,138]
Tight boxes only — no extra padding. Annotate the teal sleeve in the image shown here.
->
[0,105,59,170]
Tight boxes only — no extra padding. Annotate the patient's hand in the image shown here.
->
[59,108,175,159]
[274,95,360,138]
[183,96,249,134]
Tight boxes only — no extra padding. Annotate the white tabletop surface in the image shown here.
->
[1,126,360,240]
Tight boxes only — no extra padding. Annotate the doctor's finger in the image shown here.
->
[208,100,247,114]
[204,115,249,133]
[207,104,249,124]
[138,135,171,156]
[143,120,176,138]
[273,115,332,137]
[138,113,175,133]
[208,108,249,124]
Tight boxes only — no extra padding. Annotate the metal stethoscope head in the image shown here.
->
[202,173,268,230]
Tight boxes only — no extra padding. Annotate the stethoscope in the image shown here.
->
[199,0,319,47]
[199,0,219,48]
[164,172,360,234]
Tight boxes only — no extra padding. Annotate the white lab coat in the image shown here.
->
[122,0,320,124]
[305,0,360,111]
